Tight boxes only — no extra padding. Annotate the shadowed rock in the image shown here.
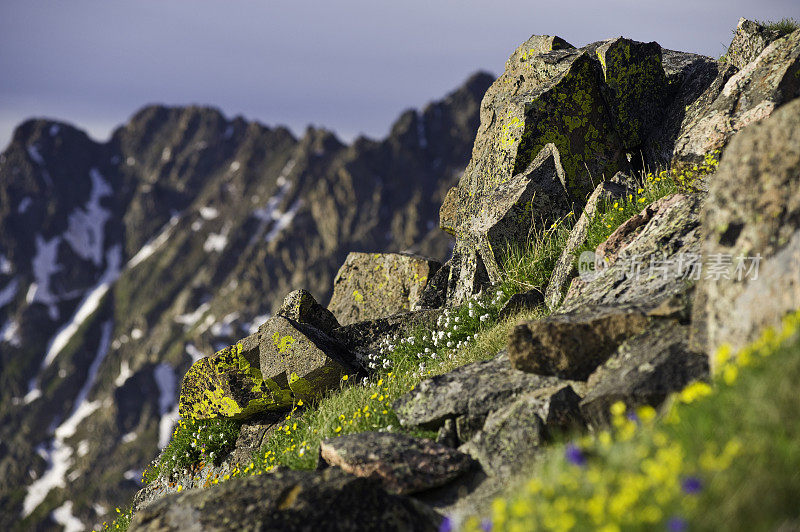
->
[258,316,358,404]
[498,289,545,320]
[328,252,442,325]
[128,468,441,532]
[178,342,293,420]
[581,320,708,427]
[508,306,650,379]
[319,432,473,495]
[461,385,583,476]
[595,37,668,150]
[277,289,340,334]
[393,351,574,443]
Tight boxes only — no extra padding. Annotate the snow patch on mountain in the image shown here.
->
[27,235,63,320]
[175,302,211,330]
[27,145,44,165]
[0,253,11,274]
[17,196,32,214]
[114,360,134,387]
[0,277,18,309]
[199,206,219,220]
[1,318,21,347]
[265,199,302,243]
[63,168,112,267]
[51,501,83,532]
[127,214,180,270]
[153,363,178,448]
[23,320,113,517]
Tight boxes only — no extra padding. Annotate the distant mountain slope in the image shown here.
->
[0,71,493,531]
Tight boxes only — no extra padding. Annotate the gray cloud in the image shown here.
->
[1,0,798,149]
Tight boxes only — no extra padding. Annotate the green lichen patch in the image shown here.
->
[178,342,293,421]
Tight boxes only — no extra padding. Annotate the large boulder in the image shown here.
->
[438,34,632,304]
[724,18,787,70]
[178,340,293,420]
[673,28,800,167]
[128,468,441,532]
[460,385,583,476]
[581,320,709,427]
[258,316,359,403]
[560,192,703,313]
[393,351,576,444]
[328,252,442,325]
[508,306,650,380]
[694,97,800,369]
[319,432,473,495]
[594,37,668,150]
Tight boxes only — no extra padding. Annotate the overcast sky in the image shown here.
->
[1,1,798,150]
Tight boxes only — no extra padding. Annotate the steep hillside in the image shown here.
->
[0,72,493,530]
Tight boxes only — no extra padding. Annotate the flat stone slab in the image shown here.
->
[319,432,473,495]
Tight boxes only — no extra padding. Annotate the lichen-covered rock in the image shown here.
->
[545,180,629,310]
[319,432,473,495]
[277,289,340,334]
[595,37,668,149]
[645,50,731,167]
[439,35,631,303]
[461,385,583,476]
[673,28,800,167]
[695,98,800,368]
[561,193,703,313]
[258,316,359,403]
[581,320,708,427]
[128,468,441,532]
[328,252,442,325]
[508,306,650,380]
[724,18,786,70]
[178,341,293,421]
[393,351,574,443]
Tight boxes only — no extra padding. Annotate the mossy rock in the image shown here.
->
[178,341,293,421]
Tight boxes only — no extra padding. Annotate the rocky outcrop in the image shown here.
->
[694,97,800,367]
[673,28,800,167]
[319,432,473,495]
[328,252,442,325]
[724,18,787,69]
[128,468,441,532]
[277,289,340,334]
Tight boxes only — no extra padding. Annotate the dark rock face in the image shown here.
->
[508,307,650,380]
[319,432,473,495]
[695,97,800,367]
[498,289,545,321]
[0,72,493,529]
[328,252,442,325]
[128,468,441,532]
[724,18,786,70]
[581,320,709,427]
[330,309,442,359]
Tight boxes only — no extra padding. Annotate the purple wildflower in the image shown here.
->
[682,476,703,494]
[565,443,586,467]
[439,516,454,532]
[667,516,688,531]
[480,518,493,531]
[626,411,640,424]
